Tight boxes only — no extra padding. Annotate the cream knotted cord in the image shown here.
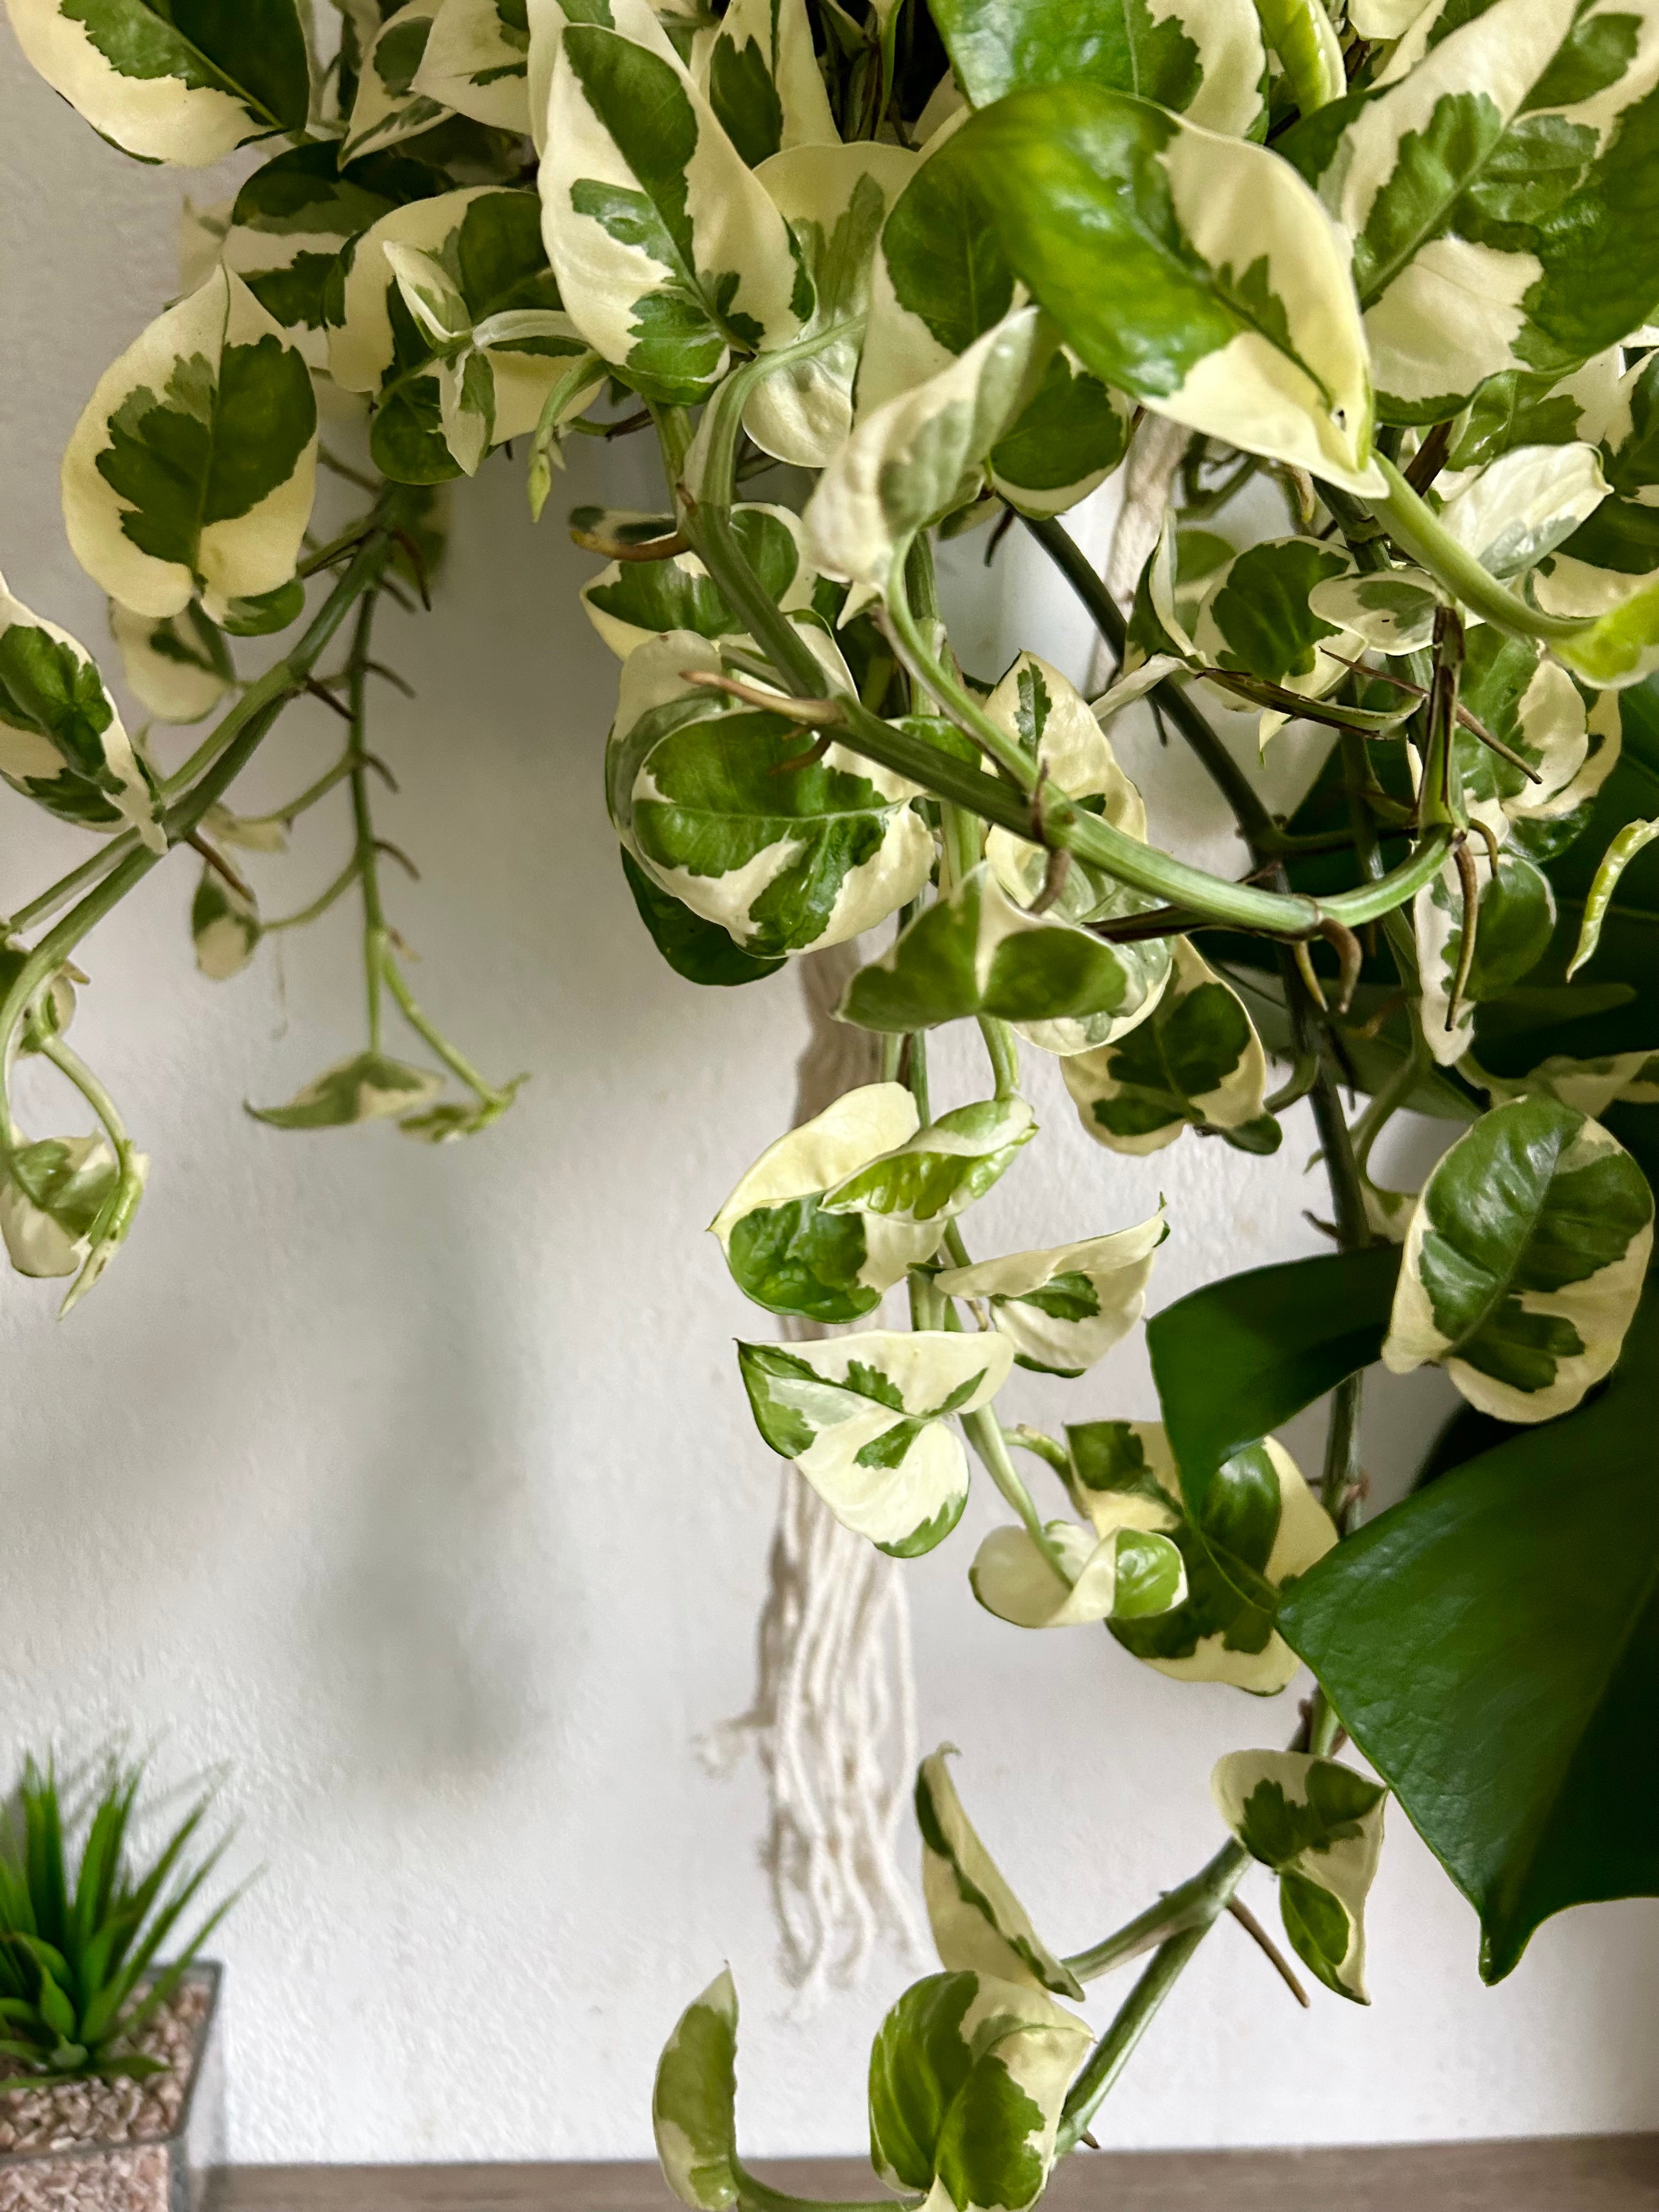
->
[701,941,926,2002]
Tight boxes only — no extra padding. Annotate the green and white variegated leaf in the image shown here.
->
[1543,351,1659,598]
[1384,1095,1655,1422]
[4,0,313,166]
[179,194,233,294]
[838,863,1172,1052]
[969,1505,1187,1632]
[539,0,811,405]
[414,0,532,131]
[1075,1421,1337,1692]
[201,800,287,855]
[803,305,1054,594]
[1348,0,1432,32]
[1211,1752,1387,2004]
[743,145,919,467]
[710,1081,947,1321]
[1414,843,1556,1066]
[868,1971,1090,2212]
[1443,346,1627,472]
[582,505,814,656]
[0,578,163,851]
[1435,444,1610,584]
[624,682,932,959]
[0,1135,118,1282]
[653,1967,738,2212]
[855,149,1132,521]
[821,1097,1036,1228]
[226,144,443,373]
[930,87,1380,494]
[1455,625,1591,825]
[928,0,1268,136]
[934,1211,1166,1378]
[1062,938,1268,1153]
[1307,565,1443,656]
[109,600,233,724]
[191,867,259,981]
[63,268,318,624]
[1549,572,1659,689]
[247,1051,445,1129]
[1566,816,1659,977]
[915,1749,1082,1999]
[1323,0,1659,422]
[736,1329,1013,1556]
[706,0,837,166]
[1191,536,1361,726]
[1476,1049,1659,1119]
[331,188,584,481]
[983,653,1149,926]
[344,0,453,159]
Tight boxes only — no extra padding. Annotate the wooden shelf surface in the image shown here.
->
[221,2137,1659,2212]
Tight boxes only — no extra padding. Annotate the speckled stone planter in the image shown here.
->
[0,1966,223,2212]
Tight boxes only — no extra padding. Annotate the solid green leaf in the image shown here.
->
[1280,1293,1659,1983]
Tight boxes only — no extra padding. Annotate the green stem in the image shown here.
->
[263,856,362,933]
[239,754,357,830]
[379,951,517,1113]
[0,535,393,1172]
[1006,1425,1073,1480]
[345,596,388,1053]
[962,1408,1072,1582]
[1062,1839,1249,1983]
[1056,1843,1250,2156]
[884,567,1033,787]
[3,832,138,938]
[1370,458,1592,645]
[37,1033,132,1170]
[977,1016,1020,1101]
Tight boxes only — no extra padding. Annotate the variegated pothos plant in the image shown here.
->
[4,0,1657,2180]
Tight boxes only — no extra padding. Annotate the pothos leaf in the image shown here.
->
[1211,1751,1387,2002]
[0,576,164,851]
[581,505,815,657]
[928,0,1269,137]
[839,863,1171,1048]
[109,601,233,726]
[6,0,313,166]
[191,867,260,981]
[62,269,318,624]
[706,0,838,167]
[0,1137,119,1282]
[1413,843,1556,1068]
[414,0,533,133]
[744,144,921,468]
[968,1507,1187,1633]
[227,143,445,373]
[247,1052,445,1129]
[1383,1093,1654,1423]
[868,1970,1089,2212]
[1060,939,1267,1153]
[915,1749,1082,1999]
[820,1096,1037,1227]
[709,1080,947,1321]
[803,304,1056,593]
[933,1211,1166,1378]
[1321,0,1659,424]
[936,82,1382,493]
[1070,1421,1336,1692]
[539,0,812,404]
[1435,442,1609,586]
[344,0,454,160]
[736,1329,1012,1555]
[619,847,786,988]
[1279,1293,1659,1985]
[653,1967,738,2211]
[331,188,586,484]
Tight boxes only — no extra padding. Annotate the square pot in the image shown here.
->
[0,1963,224,2212]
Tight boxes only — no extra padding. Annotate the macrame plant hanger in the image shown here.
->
[705,940,926,2002]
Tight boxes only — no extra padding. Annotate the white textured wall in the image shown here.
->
[2,35,1656,2168]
